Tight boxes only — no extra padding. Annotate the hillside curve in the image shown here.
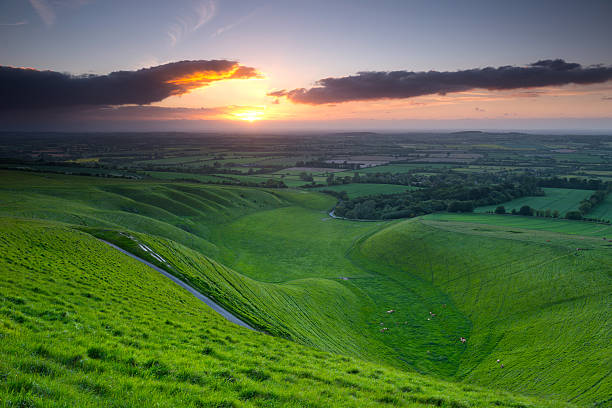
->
[100,239,257,331]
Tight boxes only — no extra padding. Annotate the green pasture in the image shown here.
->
[423,212,612,237]
[588,193,612,222]
[313,183,418,198]
[476,188,594,215]
[334,163,454,177]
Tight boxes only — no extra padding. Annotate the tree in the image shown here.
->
[566,211,583,220]
[518,205,533,216]
[447,200,475,213]
[299,172,314,182]
[495,205,506,214]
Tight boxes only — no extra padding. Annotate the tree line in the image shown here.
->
[333,175,542,220]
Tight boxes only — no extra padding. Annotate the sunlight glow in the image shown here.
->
[231,107,266,122]
[166,67,239,87]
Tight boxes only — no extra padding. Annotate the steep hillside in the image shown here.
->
[0,218,566,407]
[352,218,611,405]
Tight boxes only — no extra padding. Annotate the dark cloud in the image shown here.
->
[270,59,612,105]
[0,60,260,110]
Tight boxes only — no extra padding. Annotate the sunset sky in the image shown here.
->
[1,0,612,131]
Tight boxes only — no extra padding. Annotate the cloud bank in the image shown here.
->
[0,60,260,110]
[269,60,612,104]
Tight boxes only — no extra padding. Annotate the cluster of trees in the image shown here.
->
[539,177,604,190]
[333,176,542,220]
[325,171,427,187]
[173,177,287,189]
[295,160,361,170]
[494,205,561,218]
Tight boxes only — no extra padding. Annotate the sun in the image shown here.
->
[232,108,265,122]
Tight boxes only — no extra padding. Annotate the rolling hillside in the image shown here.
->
[0,170,610,406]
[0,218,565,407]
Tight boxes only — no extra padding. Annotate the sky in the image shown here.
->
[1,0,612,132]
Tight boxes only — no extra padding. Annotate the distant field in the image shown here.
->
[476,188,593,214]
[143,171,230,183]
[313,183,417,198]
[134,154,214,165]
[423,212,612,237]
[588,194,612,221]
[1,164,140,178]
[334,163,455,177]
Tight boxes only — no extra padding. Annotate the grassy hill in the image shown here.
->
[0,218,566,407]
[0,170,610,406]
[352,218,611,404]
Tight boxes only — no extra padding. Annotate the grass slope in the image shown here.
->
[352,219,611,405]
[424,213,612,237]
[588,193,612,222]
[0,218,564,407]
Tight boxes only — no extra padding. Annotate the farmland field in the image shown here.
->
[588,193,612,221]
[313,183,418,198]
[423,212,612,237]
[476,188,594,215]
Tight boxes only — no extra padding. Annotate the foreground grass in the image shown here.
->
[0,218,567,408]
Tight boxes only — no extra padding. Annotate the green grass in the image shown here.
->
[0,170,610,406]
[1,218,567,407]
[334,163,454,177]
[313,183,418,198]
[351,218,611,404]
[476,188,594,215]
[588,193,612,222]
[423,213,612,237]
[143,171,231,183]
